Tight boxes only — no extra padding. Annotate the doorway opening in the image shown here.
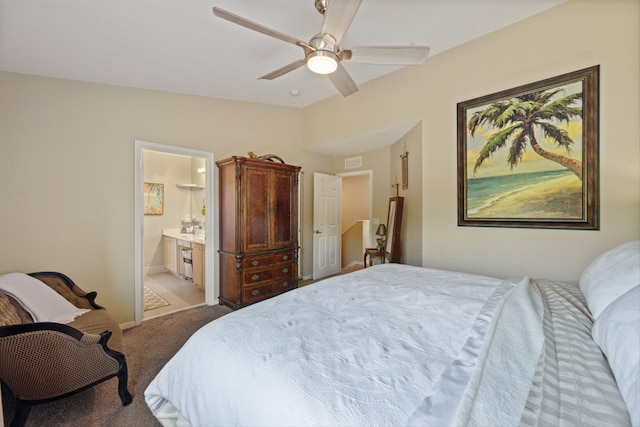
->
[311,170,372,281]
[339,171,373,271]
[134,140,217,325]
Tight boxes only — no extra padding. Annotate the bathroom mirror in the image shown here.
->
[385,197,404,263]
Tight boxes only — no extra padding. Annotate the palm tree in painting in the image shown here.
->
[468,88,583,180]
[145,183,163,204]
[145,183,164,214]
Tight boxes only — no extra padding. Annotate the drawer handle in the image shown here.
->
[282,255,289,261]
[252,289,260,296]
[252,260,259,266]
[282,268,289,274]
[251,274,260,281]
[282,282,289,288]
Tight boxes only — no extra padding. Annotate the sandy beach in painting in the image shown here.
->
[471,174,583,218]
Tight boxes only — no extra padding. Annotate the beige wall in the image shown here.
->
[143,151,192,272]
[331,123,423,266]
[334,148,391,231]
[142,151,207,273]
[1,0,638,324]
[189,157,206,222]
[0,73,314,322]
[304,0,640,281]
[390,123,422,266]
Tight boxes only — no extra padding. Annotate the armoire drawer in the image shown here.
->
[242,262,293,285]
[242,251,294,270]
[242,283,273,304]
[242,275,295,304]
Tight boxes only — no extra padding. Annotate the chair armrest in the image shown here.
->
[0,321,84,340]
[0,322,121,402]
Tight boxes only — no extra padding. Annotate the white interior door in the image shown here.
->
[313,172,342,280]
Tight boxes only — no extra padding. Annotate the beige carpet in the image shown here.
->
[2,304,232,427]
[299,264,363,287]
[144,286,170,311]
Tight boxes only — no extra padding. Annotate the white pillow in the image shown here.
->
[579,240,640,318]
[592,286,640,427]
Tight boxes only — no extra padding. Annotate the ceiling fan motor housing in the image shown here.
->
[306,33,340,74]
[309,33,338,53]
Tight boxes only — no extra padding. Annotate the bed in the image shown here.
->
[145,241,639,427]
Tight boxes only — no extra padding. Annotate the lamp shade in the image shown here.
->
[376,224,386,236]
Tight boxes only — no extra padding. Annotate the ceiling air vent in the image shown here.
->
[344,156,362,169]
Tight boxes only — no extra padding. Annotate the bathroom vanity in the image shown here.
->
[163,229,205,287]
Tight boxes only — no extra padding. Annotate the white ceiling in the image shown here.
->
[307,121,420,156]
[0,0,566,109]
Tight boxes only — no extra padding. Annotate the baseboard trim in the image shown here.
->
[145,265,167,275]
[344,261,365,268]
[120,320,137,330]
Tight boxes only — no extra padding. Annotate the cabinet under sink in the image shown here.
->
[163,232,205,287]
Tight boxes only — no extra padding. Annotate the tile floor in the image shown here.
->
[143,272,205,320]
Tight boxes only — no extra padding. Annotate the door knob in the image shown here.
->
[314,230,322,234]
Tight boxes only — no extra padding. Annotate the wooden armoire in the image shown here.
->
[216,156,301,309]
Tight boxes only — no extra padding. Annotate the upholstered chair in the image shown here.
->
[0,272,132,427]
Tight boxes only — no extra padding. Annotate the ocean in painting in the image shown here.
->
[466,169,574,215]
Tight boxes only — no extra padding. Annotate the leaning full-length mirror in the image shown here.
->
[385,197,404,263]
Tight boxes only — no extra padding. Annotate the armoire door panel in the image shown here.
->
[243,167,269,251]
[273,170,295,248]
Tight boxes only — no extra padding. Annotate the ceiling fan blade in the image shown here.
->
[258,59,307,80]
[328,63,359,97]
[212,7,304,47]
[344,46,430,65]
[321,0,362,45]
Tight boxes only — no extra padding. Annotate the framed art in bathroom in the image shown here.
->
[144,182,164,215]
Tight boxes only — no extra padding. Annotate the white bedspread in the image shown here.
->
[146,264,529,426]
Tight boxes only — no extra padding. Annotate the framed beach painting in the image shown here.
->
[457,66,599,229]
[144,182,164,215]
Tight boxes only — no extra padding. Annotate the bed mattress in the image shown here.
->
[145,264,631,426]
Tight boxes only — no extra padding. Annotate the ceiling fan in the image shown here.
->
[212,0,429,97]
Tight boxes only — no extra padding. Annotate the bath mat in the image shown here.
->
[144,286,170,311]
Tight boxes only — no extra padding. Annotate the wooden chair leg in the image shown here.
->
[117,363,133,406]
[10,401,31,427]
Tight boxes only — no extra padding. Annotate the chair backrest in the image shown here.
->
[0,291,33,326]
[385,197,404,263]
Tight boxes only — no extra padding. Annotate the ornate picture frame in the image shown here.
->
[144,182,164,215]
[401,148,409,190]
[457,66,599,229]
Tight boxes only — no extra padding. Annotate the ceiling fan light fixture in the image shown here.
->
[307,51,338,74]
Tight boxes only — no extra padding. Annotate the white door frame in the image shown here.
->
[134,140,218,326]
